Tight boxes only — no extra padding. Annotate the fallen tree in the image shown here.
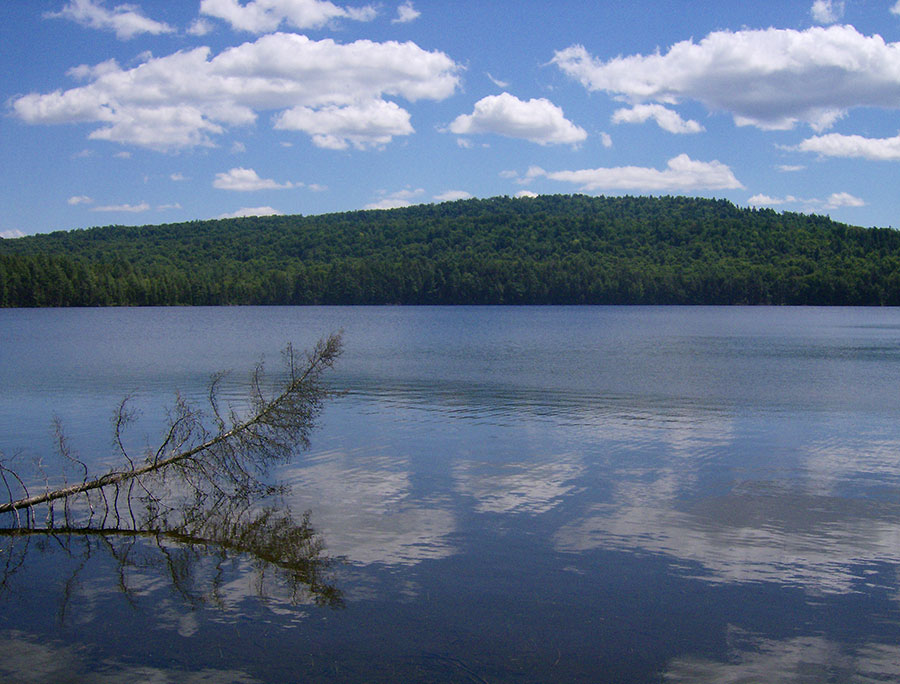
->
[0,332,343,529]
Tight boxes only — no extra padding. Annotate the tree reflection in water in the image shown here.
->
[0,499,342,615]
[0,335,344,616]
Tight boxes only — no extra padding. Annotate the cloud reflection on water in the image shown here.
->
[453,453,584,515]
[0,630,262,684]
[665,629,900,683]
[554,433,900,595]
[284,449,456,566]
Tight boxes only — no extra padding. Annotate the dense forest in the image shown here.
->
[2,194,899,306]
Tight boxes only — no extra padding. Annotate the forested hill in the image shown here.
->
[2,194,899,306]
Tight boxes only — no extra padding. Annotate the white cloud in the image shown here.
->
[156,203,182,210]
[187,17,214,36]
[392,1,420,23]
[12,33,460,151]
[612,104,704,134]
[791,131,900,160]
[199,0,376,32]
[448,92,587,146]
[170,172,187,181]
[811,0,844,24]
[90,105,226,149]
[45,0,174,39]
[0,229,26,239]
[92,201,151,212]
[218,206,283,218]
[553,25,900,132]
[599,131,613,148]
[527,154,743,192]
[825,191,865,208]
[274,99,414,149]
[433,190,472,202]
[364,187,424,210]
[749,193,799,206]
[515,190,538,198]
[777,164,806,172]
[486,73,510,88]
[213,167,294,191]
[365,198,412,210]
[893,1,900,16]
[67,195,94,205]
[748,191,865,210]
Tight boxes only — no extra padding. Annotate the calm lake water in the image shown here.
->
[3,306,900,682]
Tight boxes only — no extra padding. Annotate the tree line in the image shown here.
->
[2,194,900,306]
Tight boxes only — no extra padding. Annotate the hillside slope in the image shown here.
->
[2,194,898,306]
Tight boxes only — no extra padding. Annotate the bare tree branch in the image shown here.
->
[0,332,342,522]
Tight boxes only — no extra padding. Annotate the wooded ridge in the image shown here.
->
[2,194,899,306]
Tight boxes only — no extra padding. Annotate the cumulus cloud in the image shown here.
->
[748,193,792,206]
[218,206,283,218]
[92,201,151,212]
[0,229,26,239]
[392,1,420,23]
[599,131,613,148]
[448,93,587,145]
[749,191,865,210]
[825,191,865,208]
[433,190,472,202]
[199,0,376,32]
[553,25,900,132]
[274,99,413,150]
[364,187,424,210]
[525,154,743,192]
[612,104,704,134]
[811,0,844,24]
[893,1,900,16]
[12,33,460,151]
[67,195,94,205]
[790,131,900,161]
[45,0,174,39]
[515,190,538,198]
[213,167,294,191]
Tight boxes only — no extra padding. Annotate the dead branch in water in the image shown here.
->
[0,332,343,527]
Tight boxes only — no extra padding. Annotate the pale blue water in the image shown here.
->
[2,306,900,682]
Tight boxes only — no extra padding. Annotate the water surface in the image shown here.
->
[2,306,900,682]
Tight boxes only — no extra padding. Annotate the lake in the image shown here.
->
[3,305,900,682]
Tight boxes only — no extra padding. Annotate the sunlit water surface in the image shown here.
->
[3,306,900,682]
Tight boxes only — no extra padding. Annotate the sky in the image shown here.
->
[3,0,900,237]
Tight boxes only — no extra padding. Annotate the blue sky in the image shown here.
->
[3,0,900,237]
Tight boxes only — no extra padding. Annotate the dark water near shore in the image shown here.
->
[3,305,900,682]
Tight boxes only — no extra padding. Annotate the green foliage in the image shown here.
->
[2,194,899,306]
